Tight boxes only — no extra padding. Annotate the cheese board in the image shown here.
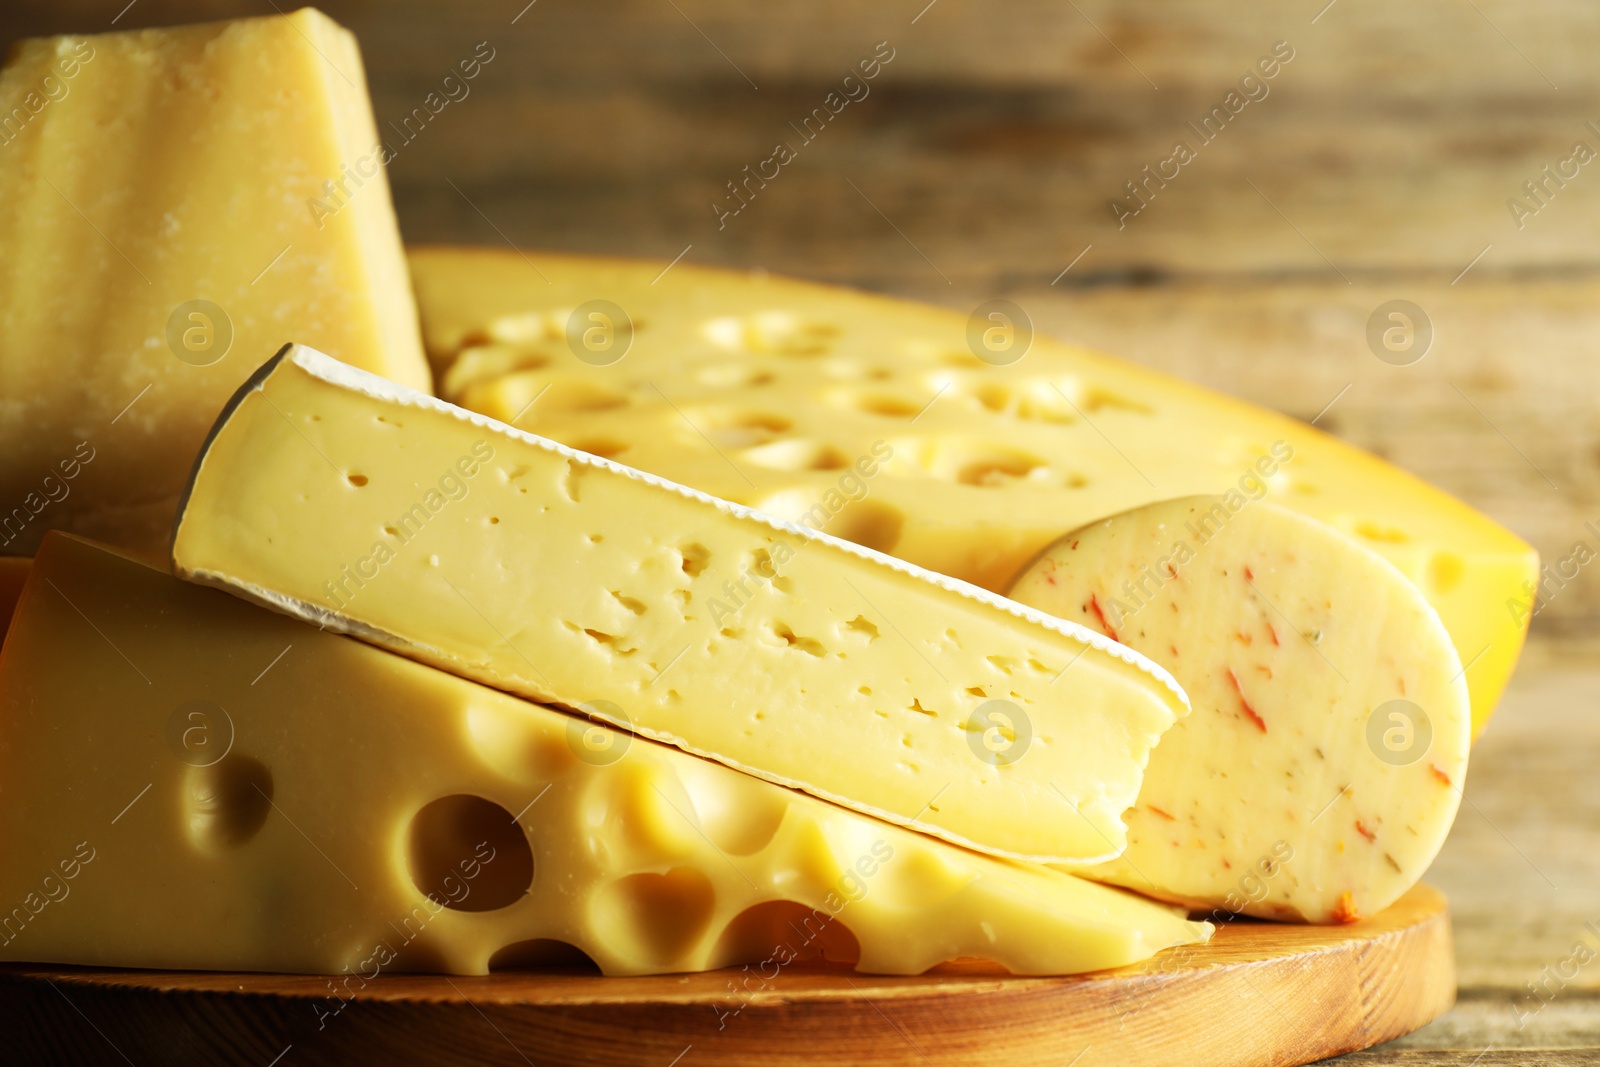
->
[0,884,1452,1067]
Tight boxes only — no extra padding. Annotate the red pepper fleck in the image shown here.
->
[1235,630,1253,645]
[1226,668,1267,733]
[1429,764,1452,787]
[1221,858,1233,870]
[1169,644,1179,657]
[1355,820,1376,842]
[1088,594,1120,643]
[1147,805,1177,821]
[1071,540,1080,550]
[1244,565,1255,581]
[1332,891,1361,924]
[1268,624,1280,647]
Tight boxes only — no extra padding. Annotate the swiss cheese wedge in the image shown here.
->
[171,345,1189,864]
[0,11,428,559]
[0,533,1210,976]
[406,247,1535,739]
[1010,496,1470,922]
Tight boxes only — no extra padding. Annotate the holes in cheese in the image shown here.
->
[1009,495,1471,923]
[489,939,600,974]
[170,345,1188,864]
[0,533,1210,976]
[702,312,839,356]
[184,755,273,854]
[405,248,1536,738]
[407,795,535,912]
[0,12,429,558]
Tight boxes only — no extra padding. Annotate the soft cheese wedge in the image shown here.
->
[0,533,1210,976]
[171,345,1188,863]
[1010,496,1470,922]
[406,247,1534,738]
[0,11,428,558]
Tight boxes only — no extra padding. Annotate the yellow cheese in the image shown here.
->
[0,10,429,559]
[406,247,1534,739]
[0,556,27,643]
[0,533,1210,976]
[171,344,1189,864]
[1010,497,1470,923]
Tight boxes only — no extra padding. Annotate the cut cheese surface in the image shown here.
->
[1010,496,1470,923]
[0,10,428,559]
[171,345,1188,864]
[406,246,1534,738]
[0,533,1210,976]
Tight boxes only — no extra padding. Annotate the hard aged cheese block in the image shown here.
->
[0,556,27,642]
[1010,496,1470,923]
[171,345,1189,865]
[0,534,1211,977]
[0,10,428,559]
[405,247,1534,739]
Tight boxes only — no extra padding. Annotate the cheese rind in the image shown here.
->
[171,345,1188,864]
[0,11,428,558]
[1010,496,1470,922]
[0,533,1210,976]
[405,247,1533,738]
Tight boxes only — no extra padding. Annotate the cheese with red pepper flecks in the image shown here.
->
[1010,495,1470,923]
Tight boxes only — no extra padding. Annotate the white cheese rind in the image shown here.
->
[403,246,1536,740]
[172,345,1190,864]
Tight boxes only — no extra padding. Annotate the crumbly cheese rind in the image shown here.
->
[404,247,1534,739]
[0,533,1210,976]
[1010,496,1470,922]
[171,345,1189,864]
[0,11,428,558]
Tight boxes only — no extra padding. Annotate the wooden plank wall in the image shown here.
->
[4,3,1594,644]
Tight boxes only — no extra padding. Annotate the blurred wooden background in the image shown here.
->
[5,2,1599,1063]
[6,0,1592,638]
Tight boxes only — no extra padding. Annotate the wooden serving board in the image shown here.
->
[0,884,1453,1067]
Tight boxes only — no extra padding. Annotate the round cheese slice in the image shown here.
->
[1009,495,1470,923]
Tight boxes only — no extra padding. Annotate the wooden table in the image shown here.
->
[1324,658,1600,1065]
[5,1,1599,1061]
